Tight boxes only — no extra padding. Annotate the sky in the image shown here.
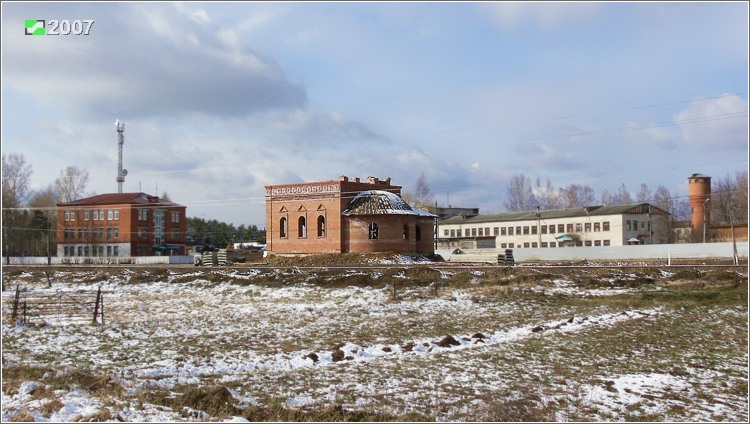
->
[2,1,748,228]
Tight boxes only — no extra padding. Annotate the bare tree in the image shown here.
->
[711,171,748,225]
[651,184,690,243]
[27,187,58,257]
[2,153,33,257]
[733,171,748,224]
[54,166,90,203]
[2,153,33,208]
[616,183,633,204]
[602,184,632,205]
[414,172,434,208]
[534,178,562,210]
[504,173,536,212]
[558,183,595,208]
[636,183,651,203]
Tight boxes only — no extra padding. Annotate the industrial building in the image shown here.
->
[438,203,671,249]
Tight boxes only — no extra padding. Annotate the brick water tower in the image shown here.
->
[688,173,711,242]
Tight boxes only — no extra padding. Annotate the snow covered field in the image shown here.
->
[2,264,748,422]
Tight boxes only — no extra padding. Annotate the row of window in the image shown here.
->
[142,209,180,222]
[62,245,120,256]
[63,228,181,240]
[277,217,423,241]
[279,216,326,238]
[444,221,612,238]
[63,227,119,239]
[626,220,649,231]
[65,209,120,222]
[367,223,422,241]
[63,209,182,222]
[138,228,181,240]
[500,240,611,249]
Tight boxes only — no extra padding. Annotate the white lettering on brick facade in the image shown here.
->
[266,184,338,197]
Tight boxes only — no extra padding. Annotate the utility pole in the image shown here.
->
[535,205,541,246]
[730,208,739,265]
[648,204,653,245]
[434,200,438,252]
[46,221,51,265]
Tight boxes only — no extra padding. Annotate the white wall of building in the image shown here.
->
[57,243,132,258]
[439,212,668,248]
[3,255,194,265]
[438,241,748,263]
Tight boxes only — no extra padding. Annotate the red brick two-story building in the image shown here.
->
[56,192,187,257]
[265,176,436,255]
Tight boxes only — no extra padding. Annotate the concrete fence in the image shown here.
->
[2,255,194,266]
[438,241,749,264]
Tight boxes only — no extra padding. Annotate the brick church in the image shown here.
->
[265,176,436,255]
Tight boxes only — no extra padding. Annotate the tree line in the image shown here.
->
[2,153,93,257]
[503,172,747,224]
[186,217,265,249]
[404,170,747,243]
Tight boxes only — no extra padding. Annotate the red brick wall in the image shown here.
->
[57,203,187,256]
[415,217,436,255]
[343,215,435,254]
[264,177,437,255]
[266,195,344,254]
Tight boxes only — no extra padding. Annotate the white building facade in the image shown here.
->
[438,203,670,249]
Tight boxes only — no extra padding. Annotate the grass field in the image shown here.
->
[1,257,747,422]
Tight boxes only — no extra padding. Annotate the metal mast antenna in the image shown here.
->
[115,119,128,193]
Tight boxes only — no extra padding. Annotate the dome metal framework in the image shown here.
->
[342,190,433,216]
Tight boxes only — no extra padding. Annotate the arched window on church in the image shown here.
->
[317,215,326,238]
[298,216,307,238]
[416,225,422,241]
[280,217,287,238]
[403,224,409,240]
[369,223,379,240]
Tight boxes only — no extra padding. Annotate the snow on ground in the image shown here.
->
[2,267,747,422]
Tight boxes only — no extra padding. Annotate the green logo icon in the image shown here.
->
[25,20,45,36]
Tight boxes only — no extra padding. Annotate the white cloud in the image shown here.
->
[624,124,680,151]
[481,2,601,31]
[676,94,748,151]
[283,27,321,45]
[174,3,212,25]
[1,4,307,120]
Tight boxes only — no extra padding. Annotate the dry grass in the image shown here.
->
[2,259,746,422]
[473,387,557,422]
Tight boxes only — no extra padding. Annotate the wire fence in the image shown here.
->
[5,285,104,326]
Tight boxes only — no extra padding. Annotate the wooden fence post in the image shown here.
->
[93,286,101,325]
[11,285,20,320]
